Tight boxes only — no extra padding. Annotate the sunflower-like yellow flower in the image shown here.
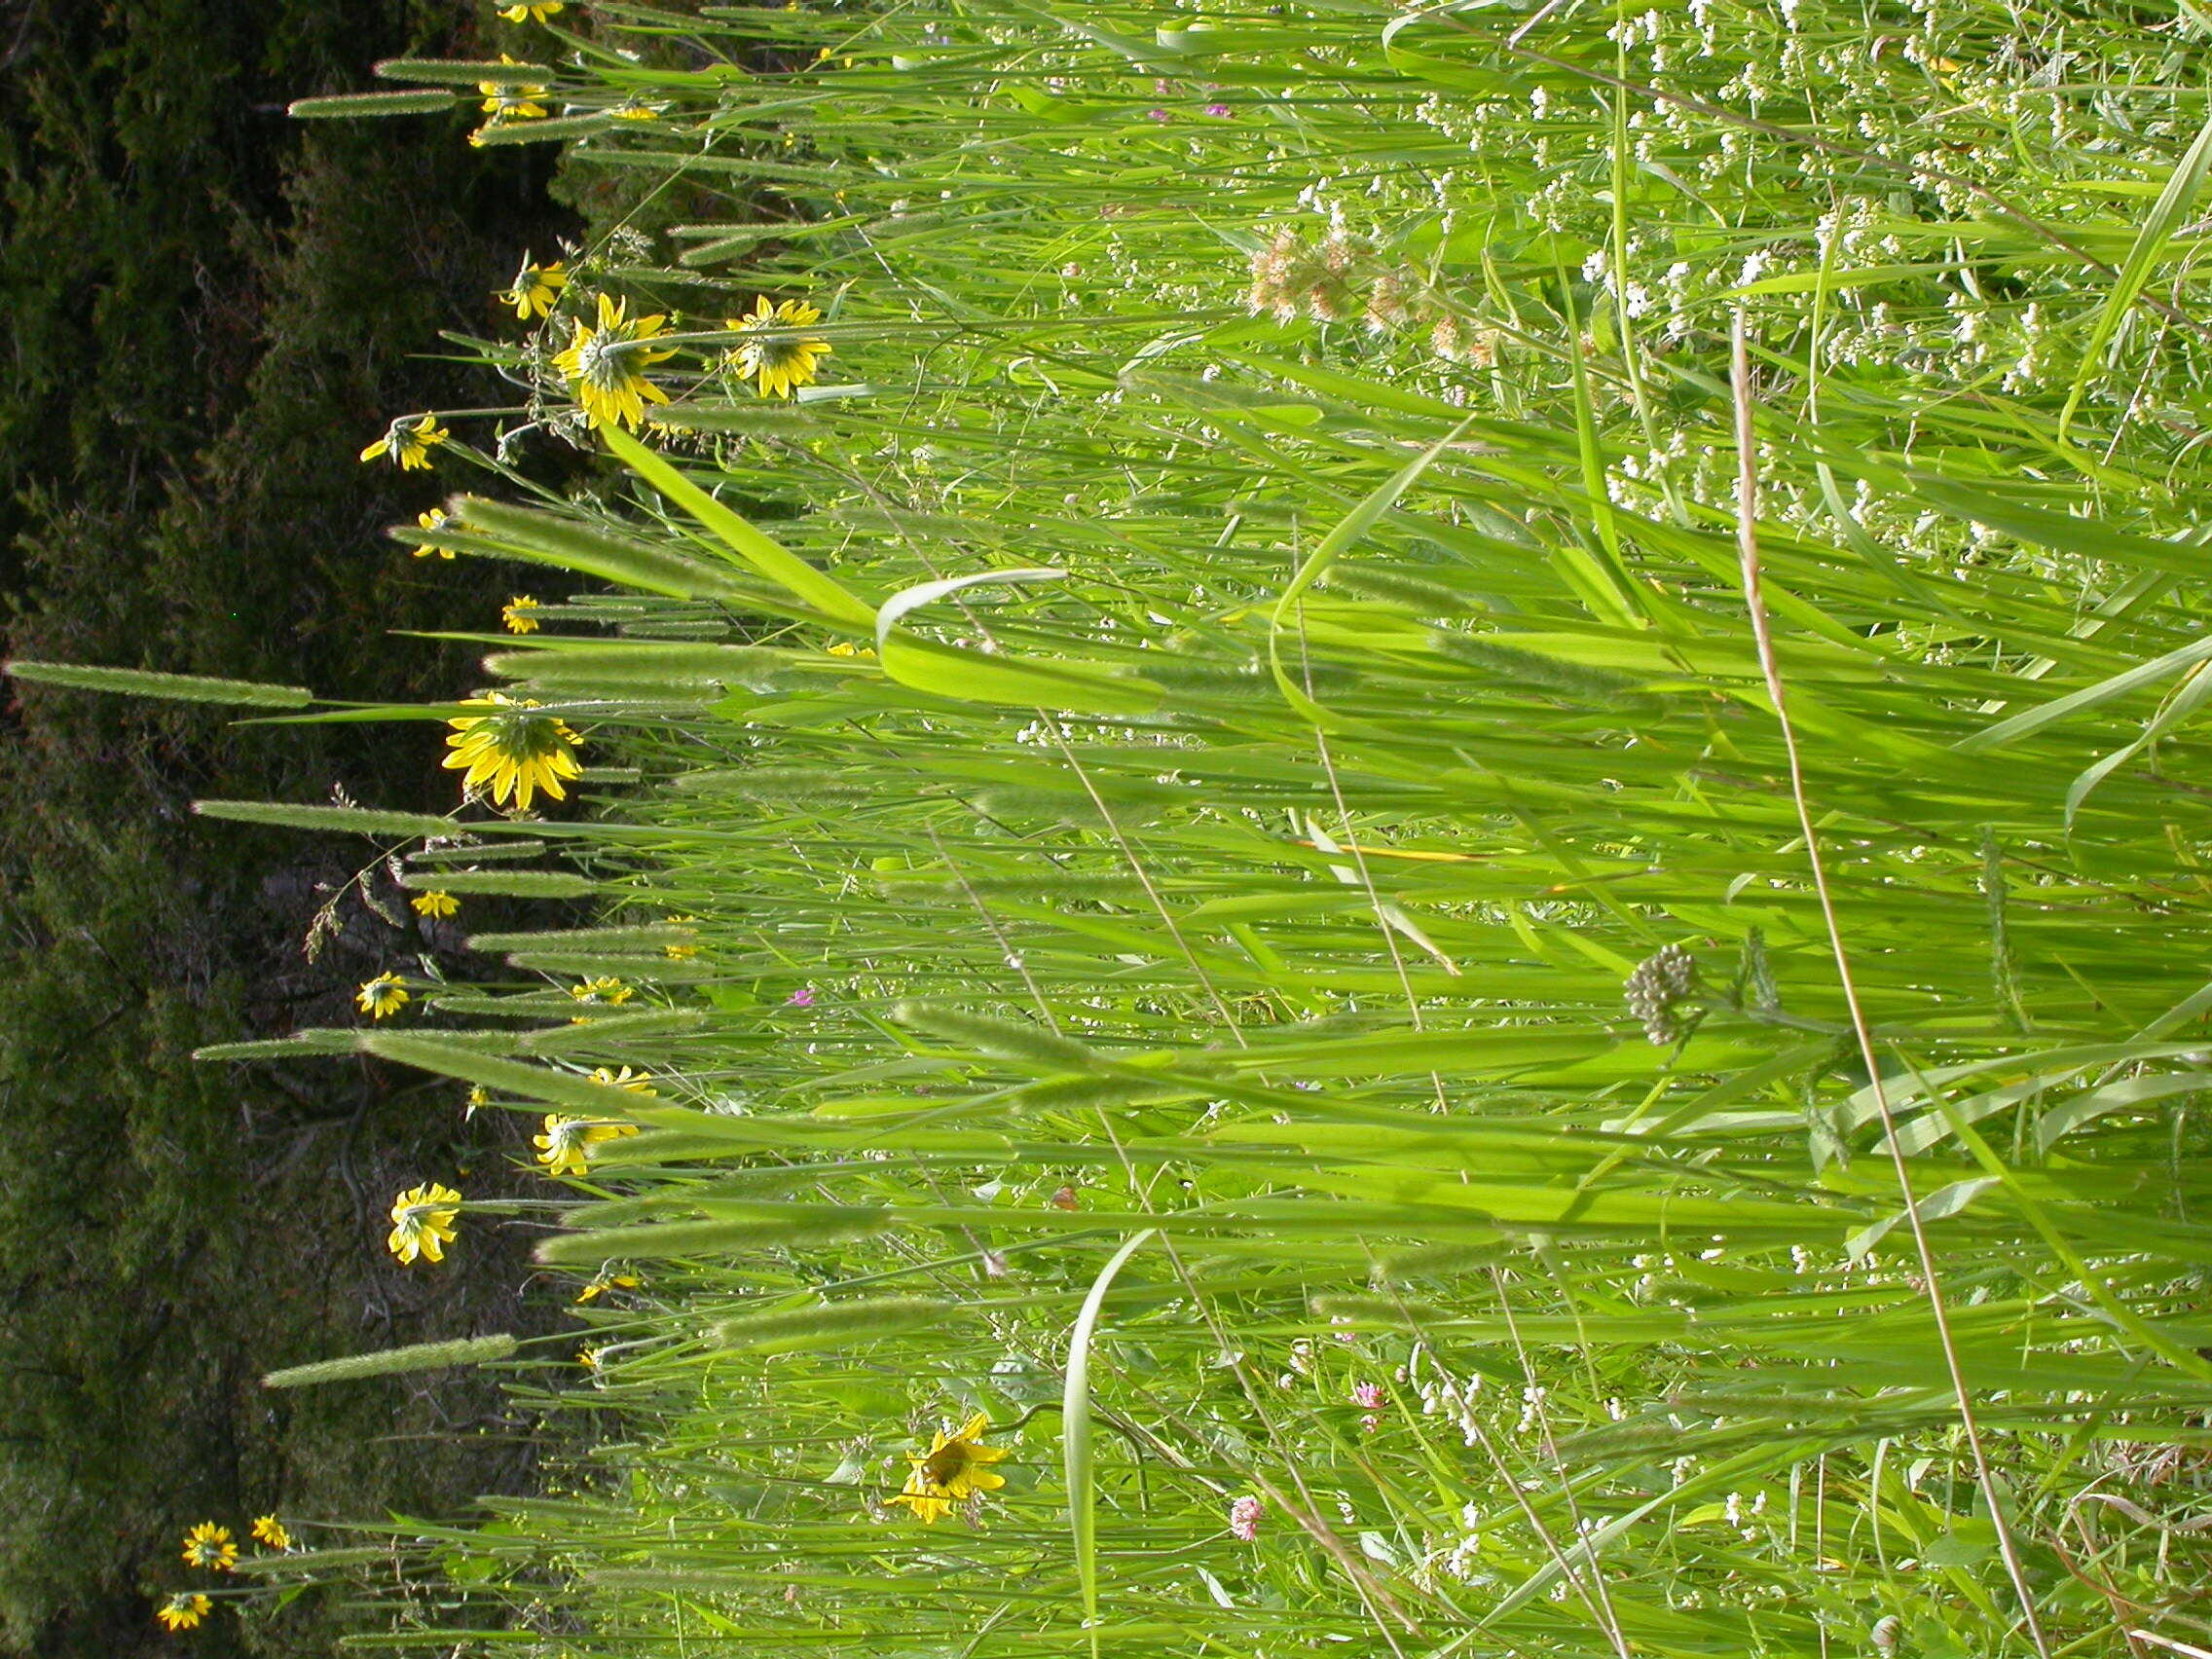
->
[503,257,567,321]
[356,973,410,1019]
[498,0,564,20]
[535,1109,644,1177]
[574,1269,642,1304]
[552,293,676,429]
[442,691,584,811]
[478,55,548,120]
[181,1523,238,1571]
[410,890,459,919]
[886,1412,1009,1524]
[724,295,831,399]
[157,1593,212,1632]
[608,97,663,121]
[502,595,541,635]
[387,1182,462,1265]
[249,1515,292,1551]
[359,415,448,470]
[568,976,634,1008]
[414,507,460,559]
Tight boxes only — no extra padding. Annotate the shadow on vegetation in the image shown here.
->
[0,2,587,1653]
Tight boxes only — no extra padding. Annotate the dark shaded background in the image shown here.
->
[0,2,592,1652]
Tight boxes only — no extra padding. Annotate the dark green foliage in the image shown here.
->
[0,3,583,1654]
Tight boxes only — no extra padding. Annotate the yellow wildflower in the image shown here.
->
[387,1182,462,1265]
[725,295,831,399]
[568,976,634,1008]
[415,507,460,558]
[249,1515,292,1551]
[502,595,541,635]
[410,890,459,919]
[886,1412,1009,1524]
[157,1594,212,1632]
[355,973,410,1019]
[181,1523,237,1571]
[552,293,676,429]
[478,55,548,121]
[503,257,567,321]
[575,1270,642,1304]
[442,691,584,811]
[498,0,564,19]
[535,1109,643,1178]
[358,415,448,470]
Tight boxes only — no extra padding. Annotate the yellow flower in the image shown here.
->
[249,1515,292,1551]
[466,1084,491,1108]
[478,55,548,120]
[498,0,564,19]
[503,257,567,321]
[181,1523,238,1571]
[578,1346,601,1369]
[387,1182,462,1265]
[157,1593,212,1632]
[608,97,662,121]
[535,1109,643,1177]
[568,976,634,1008]
[356,973,410,1019]
[886,1412,1009,1524]
[442,691,585,811]
[725,295,831,399]
[552,293,676,429]
[359,415,449,470]
[824,640,875,658]
[410,890,459,919]
[415,507,460,559]
[502,595,541,635]
[575,1270,642,1304]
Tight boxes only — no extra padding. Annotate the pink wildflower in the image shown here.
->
[1352,1382,1385,1410]
[788,986,816,1007]
[1205,102,1232,117]
[1229,1494,1263,1541]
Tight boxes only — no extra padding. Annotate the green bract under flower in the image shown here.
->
[725,295,832,399]
[442,691,584,811]
[553,293,677,429]
[387,1182,461,1266]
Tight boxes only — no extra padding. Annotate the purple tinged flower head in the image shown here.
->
[788,985,816,1007]
[1205,102,1233,117]
[1352,1382,1385,1410]
[1147,107,1169,123]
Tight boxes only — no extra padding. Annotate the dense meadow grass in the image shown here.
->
[15,0,2212,1653]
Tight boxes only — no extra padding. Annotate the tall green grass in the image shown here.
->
[31,0,2212,1651]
